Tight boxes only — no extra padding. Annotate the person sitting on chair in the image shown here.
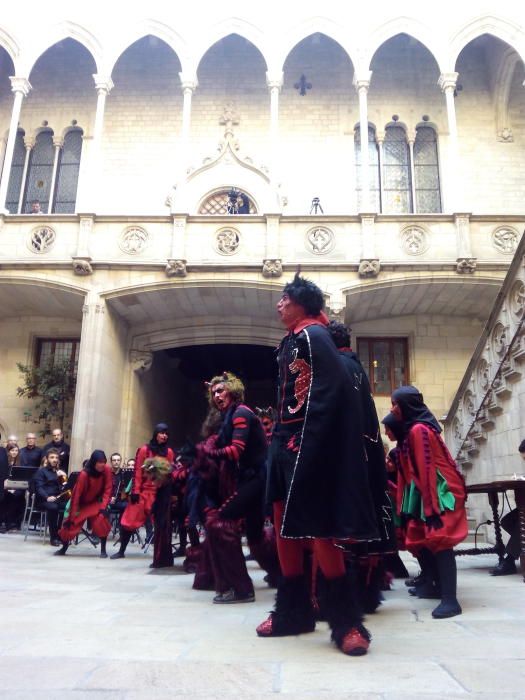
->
[490,439,525,576]
[55,450,112,557]
[33,449,68,546]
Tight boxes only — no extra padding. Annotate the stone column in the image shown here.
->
[70,290,128,467]
[376,130,385,212]
[358,213,380,278]
[438,72,459,212]
[455,212,476,273]
[16,136,34,213]
[86,74,113,209]
[266,71,283,178]
[0,77,32,213]
[407,129,416,213]
[178,73,197,172]
[47,137,63,214]
[353,71,372,211]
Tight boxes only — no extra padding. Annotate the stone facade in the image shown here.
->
[0,5,524,465]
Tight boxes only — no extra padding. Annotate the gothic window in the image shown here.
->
[382,126,412,214]
[53,129,83,213]
[414,126,441,213]
[5,130,26,214]
[199,189,257,215]
[357,337,408,396]
[23,130,55,213]
[354,126,381,211]
[37,338,80,376]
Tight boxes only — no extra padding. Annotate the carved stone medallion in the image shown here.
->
[119,226,149,255]
[400,226,429,255]
[305,226,334,255]
[28,226,56,253]
[509,279,525,318]
[492,226,519,254]
[215,227,240,255]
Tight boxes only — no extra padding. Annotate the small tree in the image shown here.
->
[17,358,77,438]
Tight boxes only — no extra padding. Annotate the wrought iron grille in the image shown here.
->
[23,130,54,213]
[199,190,256,215]
[53,130,83,214]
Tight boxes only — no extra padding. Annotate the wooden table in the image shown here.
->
[455,479,525,582]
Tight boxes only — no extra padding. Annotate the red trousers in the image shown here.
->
[59,502,111,542]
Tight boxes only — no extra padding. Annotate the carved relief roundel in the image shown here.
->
[119,226,149,255]
[305,226,335,255]
[400,226,429,255]
[28,226,56,254]
[215,227,240,255]
[509,279,525,318]
[492,226,519,254]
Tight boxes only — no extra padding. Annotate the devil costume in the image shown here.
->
[56,450,112,556]
[392,386,467,618]
[258,274,380,656]
[112,424,175,564]
[199,401,281,602]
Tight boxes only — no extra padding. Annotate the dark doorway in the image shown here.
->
[163,344,277,444]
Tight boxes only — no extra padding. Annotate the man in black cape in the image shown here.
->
[256,274,380,656]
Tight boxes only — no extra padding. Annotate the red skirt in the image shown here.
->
[120,490,156,531]
[59,502,111,542]
[404,508,468,554]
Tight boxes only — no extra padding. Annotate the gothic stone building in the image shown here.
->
[0,3,524,473]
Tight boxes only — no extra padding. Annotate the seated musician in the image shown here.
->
[109,452,131,516]
[490,439,525,576]
[0,445,26,531]
[33,448,68,546]
[55,450,112,557]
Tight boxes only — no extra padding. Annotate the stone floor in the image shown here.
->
[0,532,524,700]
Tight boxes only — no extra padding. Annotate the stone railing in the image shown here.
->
[443,231,525,470]
[0,212,523,279]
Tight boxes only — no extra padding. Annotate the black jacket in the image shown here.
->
[42,440,70,472]
[0,447,8,502]
[268,322,379,540]
[19,446,43,468]
[33,467,61,501]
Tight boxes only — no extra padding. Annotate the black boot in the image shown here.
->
[54,542,69,556]
[409,549,441,598]
[490,555,517,576]
[100,537,108,558]
[256,575,316,637]
[110,529,131,559]
[432,549,462,619]
[324,572,371,656]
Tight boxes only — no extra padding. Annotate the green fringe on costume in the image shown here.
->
[401,470,455,520]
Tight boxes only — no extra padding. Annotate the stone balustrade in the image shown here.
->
[444,231,525,476]
[0,213,523,278]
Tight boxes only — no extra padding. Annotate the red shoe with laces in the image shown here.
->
[339,627,370,656]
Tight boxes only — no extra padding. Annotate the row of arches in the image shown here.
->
[0,14,524,79]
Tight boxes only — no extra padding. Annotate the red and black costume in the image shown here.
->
[112,423,175,566]
[198,402,280,601]
[258,274,381,656]
[56,450,112,556]
[391,386,467,618]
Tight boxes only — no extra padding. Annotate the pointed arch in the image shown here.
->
[277,17,355,72]
[106,19,188,76]
[21,21,101,76]
[0,26,19,68]
[367,18,444,73]
[193,18,268,74]
[450,15,525,69]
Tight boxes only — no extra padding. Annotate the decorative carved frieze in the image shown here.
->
[400,225,429,255]
[119,226,149,255]
[358,259,380,278]
[72,257,93,276]
[305,226,335,255]
[492,226,519,254]
[456,257,476,274]
[215,227,240,255]
[165,259,187,277]
[28,226,56,254]
[262,258,282,278]
[130,350,153,373]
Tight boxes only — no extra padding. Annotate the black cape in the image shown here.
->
[268,323,379,541]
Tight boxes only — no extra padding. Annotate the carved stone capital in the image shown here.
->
[266,71,284,91]
[92,74,114,95]
[438,72,458,93]
[358,258,380,278]
[353,71,372,93]
[456,257,477,274]
[262,258,283,278]
[9,76,32,96]
[130,350,153,373]
[178,72,198,92]
[72,257,93,276]
[165,258,187,277]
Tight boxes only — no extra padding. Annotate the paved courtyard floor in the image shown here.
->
[0,532,524,699]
